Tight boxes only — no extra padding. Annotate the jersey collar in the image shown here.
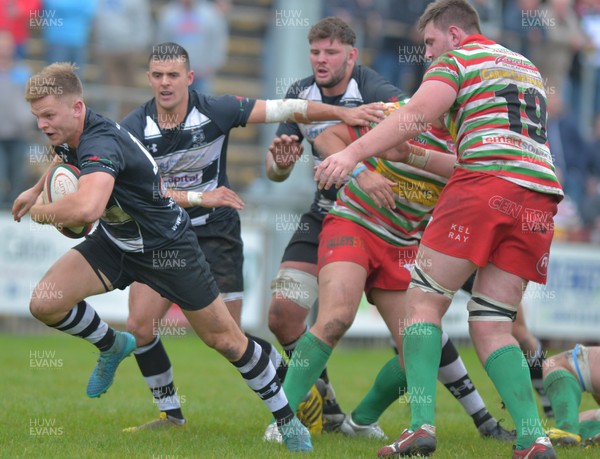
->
[459,34,496,47]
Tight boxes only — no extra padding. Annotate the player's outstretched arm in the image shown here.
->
[12,153,63,222]
[265,134,304,182]
[314,80,457,190]
[247,99,385,126]
[167,186,244,210]
[376,143,457,179]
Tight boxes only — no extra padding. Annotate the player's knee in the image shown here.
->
[542,353,566,379]
[467,292,517,322]
[410,264,457,299]
[320,317,352,346]
[268,297,309,342]
[29,292,60,321]
[203,332,239,360]
[126,315,155,343]
[29,297,47,321]
[267,301,285,335]
[268,298,291,334]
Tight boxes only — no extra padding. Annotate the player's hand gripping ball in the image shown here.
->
[42,164,94,239]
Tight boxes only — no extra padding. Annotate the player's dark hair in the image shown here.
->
[308,16,356,46]
[418,0,481,34]
[148,42,190,70]
[25,62,82,102]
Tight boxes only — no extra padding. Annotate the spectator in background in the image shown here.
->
[502,0,544,62]
[0,30,32,207]
[553,194,584,241]
[586,113,600,176]
[536,0,586,93]
[372,0,430,95]
[0,0,41,58]
[580,176,600,236]
[578,0,600,118]
[589,215,600,244]
[157,0,229,95]
[323,0,383,52]
[472,0,502,39]
[546,89,590,210]
[93,0,152,88]
[41,0,96,77]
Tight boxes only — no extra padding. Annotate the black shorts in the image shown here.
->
[73,228,220,311]
[193,214,244,294]
[281,211,324,265]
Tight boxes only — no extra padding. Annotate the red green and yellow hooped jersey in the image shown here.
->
[423,34,563,197]
[332,101,454,246]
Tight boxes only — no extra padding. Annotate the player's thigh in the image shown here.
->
[473,262,527,307]
[417,243,477,292]
[31,249,108,319]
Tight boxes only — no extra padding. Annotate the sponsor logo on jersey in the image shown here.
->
[191,126,205,147]
[164,174,201,186]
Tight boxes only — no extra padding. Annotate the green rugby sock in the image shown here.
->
[485,345,542,449]
[282,331,332,412]
[579,420,600,440]
[543,369,582,435]
[352,355,407,426]
[403,322,442,430]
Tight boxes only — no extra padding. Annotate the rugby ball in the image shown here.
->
[42,164,94,239]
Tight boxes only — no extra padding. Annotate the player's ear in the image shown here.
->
[71,97,84,117]
[349,47,359,64]
[187,69,194,87]
[448,26,462,48]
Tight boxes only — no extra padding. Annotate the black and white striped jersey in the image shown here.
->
[275,65,403,215]
[121,91,256,226]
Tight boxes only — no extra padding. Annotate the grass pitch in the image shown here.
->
[2,331,597,458]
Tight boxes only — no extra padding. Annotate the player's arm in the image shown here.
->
[376,143,457,179]
[12,152,64,222]
[314,123,397,209]
[314,121,407,161]
[315,80,457,189]
[29,172,114,227]
[167,186,244,210]
[247,99,385,126]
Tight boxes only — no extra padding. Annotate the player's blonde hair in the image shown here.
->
[25,62,83,103]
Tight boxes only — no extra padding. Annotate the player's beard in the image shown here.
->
[318,60,349,89]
